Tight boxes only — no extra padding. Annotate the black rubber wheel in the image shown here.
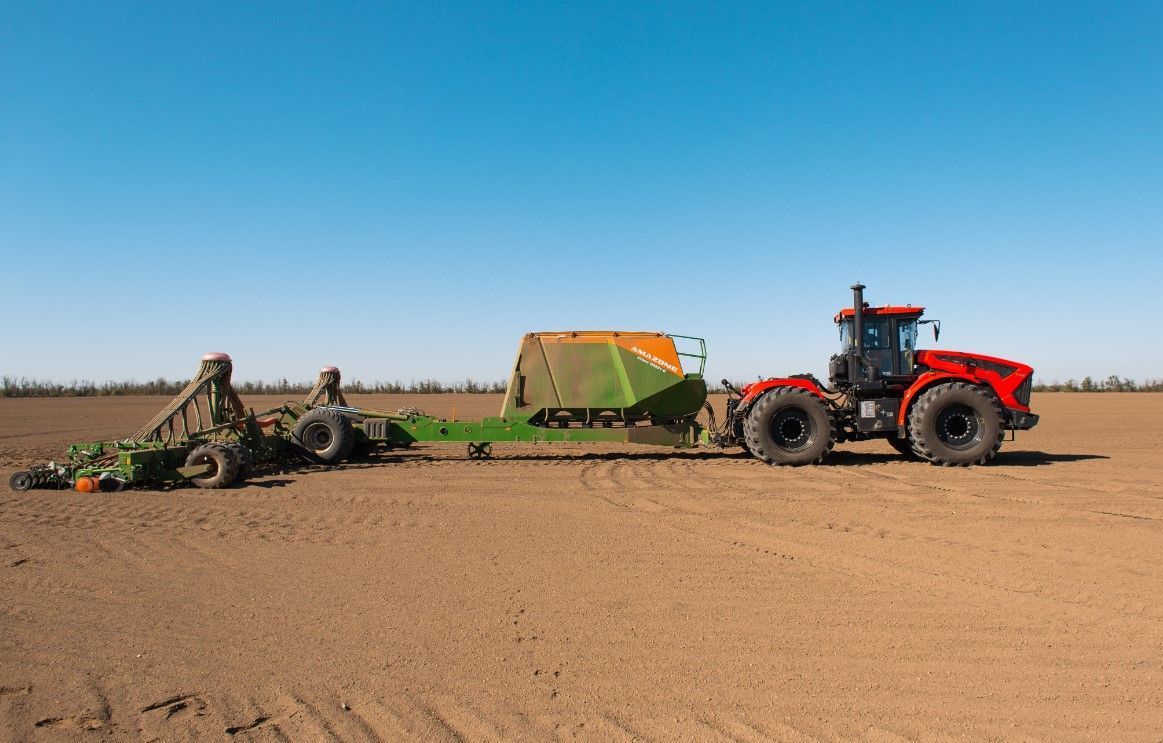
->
[743,387,836,465]
[100,477,126,492]
[9,471,34,492]
[221,442,255,481]
[908,382,1004,466]
[185,444,240,489]
[292,408,356,465]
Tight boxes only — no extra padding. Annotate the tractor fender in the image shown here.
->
[739,378,826,413]
[897,372,983,427]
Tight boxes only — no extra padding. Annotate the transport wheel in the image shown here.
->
[467,442,492,460]
[221,442,255,481]
[9,471,34,492]
[907,382,1004,466]
[292,408,356,465]
[185,444,240,489]
[743,387,836,465]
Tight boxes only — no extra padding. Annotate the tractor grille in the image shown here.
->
[1014,376,1032,407]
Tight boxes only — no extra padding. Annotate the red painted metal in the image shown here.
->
[739,377,826,408]
[896,349,1035,425]
[834,305,924,321]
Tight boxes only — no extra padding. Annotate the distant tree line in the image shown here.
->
[1032,376,1163,392]
[2,374,1160,398]
[0,376,507,398]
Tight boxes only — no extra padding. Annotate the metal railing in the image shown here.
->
[667,334,707,377]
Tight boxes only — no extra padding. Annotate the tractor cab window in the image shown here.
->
[862,318,892,349]
[860,318,894,377]
[839,317,891,350]
[898,318,918,374]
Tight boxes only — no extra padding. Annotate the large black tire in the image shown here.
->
[221,442,255,481]
[9,471,34,492]
[292,408,356,465]
[743,387,836,465]
[185,444,240,489]
[907,382,1004,466]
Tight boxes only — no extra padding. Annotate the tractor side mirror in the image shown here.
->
[920,319,941,342]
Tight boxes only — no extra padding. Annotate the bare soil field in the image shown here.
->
[0,393,1159,741]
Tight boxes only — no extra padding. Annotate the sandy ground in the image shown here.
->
[0,392,1160,741]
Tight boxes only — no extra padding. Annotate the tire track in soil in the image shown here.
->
[0,496,438,548]
[330,691,452,741]
[419,694,514,741]
[578,469,1162,626]
[31,680,112,734]
[578,460,669,512]
[871,466,1163,522]
[601,461,1114,586]
[736,515,1159,625]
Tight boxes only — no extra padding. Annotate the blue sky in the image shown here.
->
[1,1,1160,385]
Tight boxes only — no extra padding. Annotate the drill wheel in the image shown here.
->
[467,443,493,460]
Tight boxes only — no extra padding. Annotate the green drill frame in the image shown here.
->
[357,412,707,449]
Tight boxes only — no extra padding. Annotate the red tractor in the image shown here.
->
[722,283,1038,466]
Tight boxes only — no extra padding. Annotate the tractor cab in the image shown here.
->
[835,305,924,378]
[828,284,939,388]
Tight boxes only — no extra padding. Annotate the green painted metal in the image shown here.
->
[358,413,703,448]
[349,331,711,451]
[500,331,707,424]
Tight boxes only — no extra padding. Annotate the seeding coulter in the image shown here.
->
[7,283,1040,492]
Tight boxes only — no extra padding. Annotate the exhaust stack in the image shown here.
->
[851,282,866,381]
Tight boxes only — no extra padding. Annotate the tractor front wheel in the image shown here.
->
[907,382,1004,466]
[292,408,356,465]
[743,387,836,465]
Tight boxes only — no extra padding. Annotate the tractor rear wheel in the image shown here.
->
[185,444,240,489]
[292,408,356,465]
[907,382,1004,466]
[743,387,836,465]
